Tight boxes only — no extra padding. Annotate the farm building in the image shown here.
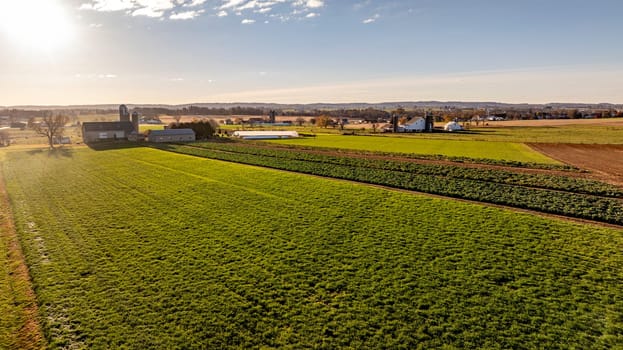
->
[82,122,135,143]
[401,117,426,132]
[147,129,196,142]
[232,131,299,140]
[444,121,463,132]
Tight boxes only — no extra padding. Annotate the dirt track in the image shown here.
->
[0,172,45,349]
[529,143,623,185]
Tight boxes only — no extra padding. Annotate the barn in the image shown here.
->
[82,122,135,143]
[232,131,299,140]
[147,129,196,142]
[402,117,426,132]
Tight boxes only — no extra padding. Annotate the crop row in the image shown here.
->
[155,143,623,225]
[244,140,579,171]
[189,141,623,198]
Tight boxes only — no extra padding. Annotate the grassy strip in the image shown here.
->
[191,141,620,197]
[157,143,623,225]
[247,139,579,171]
[265,134,565,166]
[0,169,45,350]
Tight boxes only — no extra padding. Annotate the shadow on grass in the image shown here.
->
[86,141,146,151]
[24,147,74,158]
[48,148,74,158]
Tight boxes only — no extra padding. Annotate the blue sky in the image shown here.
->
[1,0,622,105]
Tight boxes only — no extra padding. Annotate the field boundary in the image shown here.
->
[0,170,45,350]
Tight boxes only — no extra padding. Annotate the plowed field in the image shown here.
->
[529,143,623,185]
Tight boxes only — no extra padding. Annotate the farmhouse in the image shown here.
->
[232,130,299,140]
[82,121,135,143]
[147,129,196,142]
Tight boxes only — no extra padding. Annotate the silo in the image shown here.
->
[119,104,130,122]
[131,111,139,132]
[425,111,434,132]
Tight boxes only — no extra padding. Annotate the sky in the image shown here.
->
[0,0,622,106]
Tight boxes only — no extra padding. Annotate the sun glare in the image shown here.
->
[0,0,75,52]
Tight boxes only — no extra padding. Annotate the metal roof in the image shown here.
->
[82,121,134,132]
[149,128,195,136]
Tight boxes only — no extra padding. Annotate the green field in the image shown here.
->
[2,147,622,348]
[455,123,623,144]
[269,135,557,163]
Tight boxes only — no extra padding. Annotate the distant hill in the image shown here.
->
[2,101,622,111]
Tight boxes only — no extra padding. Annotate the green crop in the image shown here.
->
[158,142,623,225]
[268,134,558,163]
[2,147,623,349]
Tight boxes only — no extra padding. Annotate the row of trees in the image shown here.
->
[168,119,218,140]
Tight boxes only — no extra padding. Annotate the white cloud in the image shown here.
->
[79,0,136,11]
[217,0,321,21]
[79,0,323,21]
[362,14,379,24]
[89,23,103,28]
[170,9,204,19]
[241,18,255,24]
[184,0,207,6]
[219,0,247,9]
[293,0,323,9]
[80,0,201,19]
[132,7,164,17]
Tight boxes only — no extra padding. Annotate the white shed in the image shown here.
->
[444,121,463,132]
[402,117,426,132]
[232,130,299,140]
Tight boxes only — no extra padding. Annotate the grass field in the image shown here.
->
[219,118,623,144]
[268,135,558,163]
[460,123,623,144]
[2,147,622,348]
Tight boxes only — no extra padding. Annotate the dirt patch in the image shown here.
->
[0,173,45,349]
[529,143,623,185]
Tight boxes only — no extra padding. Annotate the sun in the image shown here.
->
[0,0,75,52]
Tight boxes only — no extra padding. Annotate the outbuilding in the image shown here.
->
[444,121,463,132]
[232,130,299,140]
[147,128,196,142]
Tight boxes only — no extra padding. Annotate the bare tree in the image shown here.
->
[316,115,331,128]
[0,129,9,147]
[295,117,305,126]
[28,113,70,149]
[174,115,182,124]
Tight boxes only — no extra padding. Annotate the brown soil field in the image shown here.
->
[529,143,623,185]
